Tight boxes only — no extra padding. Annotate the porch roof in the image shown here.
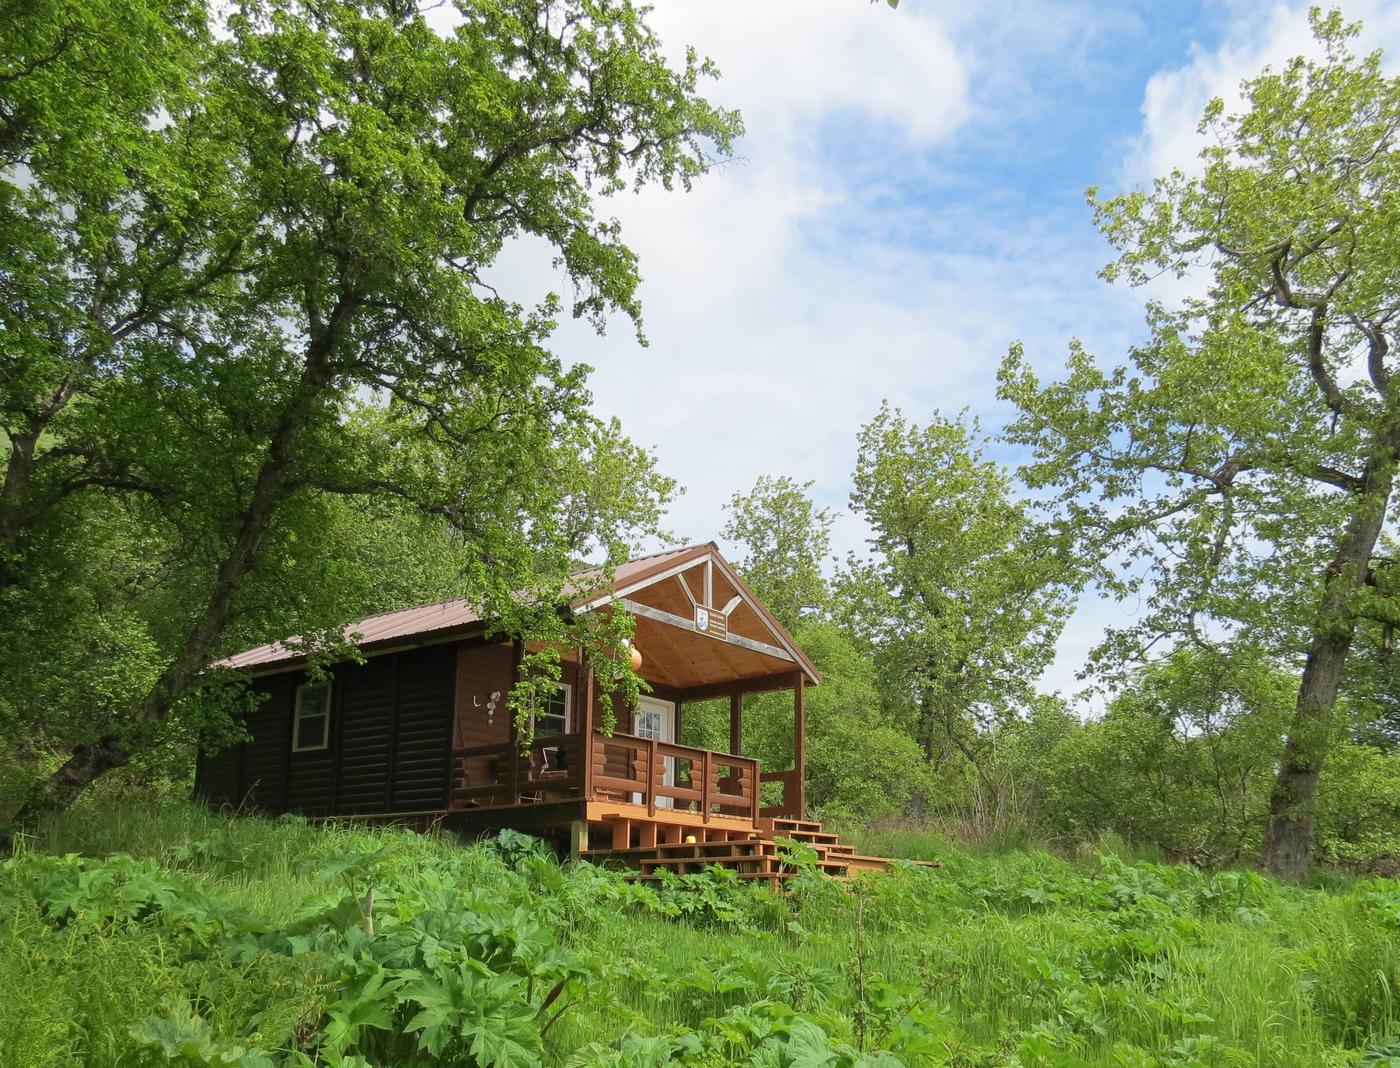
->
[214,543,820,686]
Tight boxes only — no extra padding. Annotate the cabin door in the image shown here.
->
[633,695,676,809]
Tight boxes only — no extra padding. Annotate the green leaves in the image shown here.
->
[999,7,1400,877]
[129,999,277,1068]
[3,0,737,812]
[847,403,1076,777]
[401,961,540,1065]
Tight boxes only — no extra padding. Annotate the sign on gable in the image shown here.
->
[694,604,729,642]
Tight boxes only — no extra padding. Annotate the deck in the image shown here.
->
[445,731,933,884]
[450,729,767,823]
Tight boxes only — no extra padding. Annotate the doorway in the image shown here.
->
[632,695,676,808]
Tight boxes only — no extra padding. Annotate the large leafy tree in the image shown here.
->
[847,405,1075,813]
[0,0,736,817]
[722,475,835,629]
[999,11,1400,878]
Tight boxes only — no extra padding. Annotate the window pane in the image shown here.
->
[296,713,328,751]
[536,713,567,736]
[294,682,332,752]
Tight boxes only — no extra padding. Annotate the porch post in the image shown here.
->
[508,638,524,805]
[729,691,743,755]
[569,819,589,860]
[580,656,595,801]
[793,672,806,817]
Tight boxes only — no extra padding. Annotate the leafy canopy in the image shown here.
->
[0,0,738,810]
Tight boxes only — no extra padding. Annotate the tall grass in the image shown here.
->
[4,801,1400,1066]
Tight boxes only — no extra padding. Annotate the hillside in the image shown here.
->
[2,806,1398,1067]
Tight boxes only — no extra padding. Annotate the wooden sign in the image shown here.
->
[694,604,729,642]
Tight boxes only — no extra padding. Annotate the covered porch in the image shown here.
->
[449,545,818,834]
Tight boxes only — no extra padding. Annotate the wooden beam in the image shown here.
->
[569,819,589,860]
[729,692,742,756]
[793,674,806,818]
[619,598,794,662]
[508,638,523,805]
[678,672,800,703]
[573,549,712,612]
[581,657,595,800]
[677,572,698,607]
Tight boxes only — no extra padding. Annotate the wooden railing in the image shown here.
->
[591,732,760,823]
[451,731,584,808]
[760,768,802,820]
[450,730,761,823]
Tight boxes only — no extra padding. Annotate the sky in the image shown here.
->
[474,1,1400,705]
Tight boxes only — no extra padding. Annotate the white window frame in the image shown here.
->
[291,681,333,753]
[533,682,572,737]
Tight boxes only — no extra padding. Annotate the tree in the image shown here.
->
[846,405,1075,817]
[1000,11,1400,878]
[1039,648,1292,863]
[722,475,835,629]
[1,0,738,817]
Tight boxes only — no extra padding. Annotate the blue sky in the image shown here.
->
[477,0,1400,704]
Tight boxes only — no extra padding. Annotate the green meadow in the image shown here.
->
[3,804,1398,1067]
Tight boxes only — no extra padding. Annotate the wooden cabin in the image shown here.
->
[196,543,901,881]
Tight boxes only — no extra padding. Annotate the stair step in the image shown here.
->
[630,870,796,884]
[774,831,840,846]
[768,818,824,833]
[580,813,935,884]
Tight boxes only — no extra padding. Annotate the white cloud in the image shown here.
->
[644,2,970,148]
[1125,0,1400,185]
[483,3,1145,710]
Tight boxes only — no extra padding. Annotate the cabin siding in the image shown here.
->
[334,658,395,814]
[240,678,293,809]
[194,729,241,807]
[453,642,513,748]
[390,647,455,810]
[196,644,456,817]
[196,639,673,818]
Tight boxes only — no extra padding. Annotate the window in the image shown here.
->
[533,683,571,737]
[292,681,332,752]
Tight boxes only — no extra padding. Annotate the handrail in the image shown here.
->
[450,730,761,823]
[759,767,802,820]
[590,730,759,822]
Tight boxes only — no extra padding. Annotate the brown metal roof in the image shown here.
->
[214,543,712,673]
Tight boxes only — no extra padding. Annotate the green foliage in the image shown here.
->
[1037,649,1293,863]
[5,803,1400,1067]
[845,405,1077,815]
[998,9,1400,876]
[1,0,736,812]
[722,475,836,629]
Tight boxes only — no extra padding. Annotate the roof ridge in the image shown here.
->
[342,545,703,624]
[215,541,720,672]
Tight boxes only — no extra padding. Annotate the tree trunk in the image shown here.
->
[16,735,133,824]
[1262,474,1391,880]
[907,689,937,823]
[13,318,344,823]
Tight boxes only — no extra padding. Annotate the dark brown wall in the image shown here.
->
[453,643,514,748]
[193,640,681,817]
[195,644,455,816]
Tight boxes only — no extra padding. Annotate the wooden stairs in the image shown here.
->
[581,816,936,888]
